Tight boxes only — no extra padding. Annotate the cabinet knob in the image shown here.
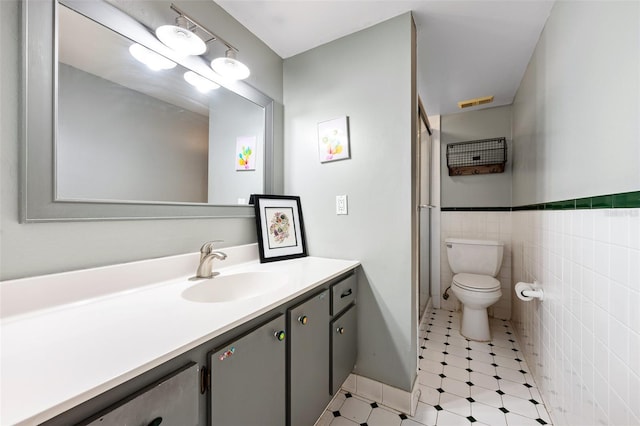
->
[274,330,286,341]
[298,315,308,325]
[336,327,345,335]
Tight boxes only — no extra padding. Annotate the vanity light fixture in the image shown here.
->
[157,4,251,80]
[155,15,206,57]
[128,43,177,71]
[184,71,220,93]
[211,49,251,81]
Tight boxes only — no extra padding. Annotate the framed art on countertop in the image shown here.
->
[252,195,308,263]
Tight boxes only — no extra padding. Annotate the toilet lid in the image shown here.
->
[453,273,500,292]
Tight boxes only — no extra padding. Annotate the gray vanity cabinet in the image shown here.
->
[288,289,331,426]
[43,270,359,426]
[82,363,200,426]
[209,315,286,426]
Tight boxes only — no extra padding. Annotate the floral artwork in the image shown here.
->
[265,207,297,248]
[269,211,290,244]
[238,146,252,168]
[236,136,256,171]
[253,195,307,263]
[318,116,350,163]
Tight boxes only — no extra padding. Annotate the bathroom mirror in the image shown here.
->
[21,0,276,221]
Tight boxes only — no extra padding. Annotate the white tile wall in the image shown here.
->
[440,211,513,319]
[511,209,640,426]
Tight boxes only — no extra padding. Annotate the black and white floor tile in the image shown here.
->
[316,309,552,426]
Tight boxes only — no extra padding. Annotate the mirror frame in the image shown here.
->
[21,0,275,222]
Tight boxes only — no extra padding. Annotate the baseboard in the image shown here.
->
[341,373,421,416]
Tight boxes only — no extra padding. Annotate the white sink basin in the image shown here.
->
[182,271,289,303]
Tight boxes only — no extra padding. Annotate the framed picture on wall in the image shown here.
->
[317,116,350,162]
[252,195,308,263]
[235,136,257,171]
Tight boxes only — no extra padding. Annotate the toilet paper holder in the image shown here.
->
[515,281,544,301]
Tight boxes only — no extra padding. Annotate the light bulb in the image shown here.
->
[156,24,206,57]
[211,49,250,80]
[129,44,176,71]
[183,71,220,93]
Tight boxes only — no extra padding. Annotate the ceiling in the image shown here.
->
[214,0,554,116]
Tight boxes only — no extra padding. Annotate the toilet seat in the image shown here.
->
[453,273,500,292]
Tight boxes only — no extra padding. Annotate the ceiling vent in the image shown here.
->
[458,95,494,109]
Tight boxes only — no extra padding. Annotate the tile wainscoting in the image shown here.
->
[511,208,640,426]
[440,211,513,320]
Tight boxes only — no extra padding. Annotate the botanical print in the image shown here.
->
[265,207,297,249]
[318,117,350,162]
[270,211,290,243]
[236,136,256,170]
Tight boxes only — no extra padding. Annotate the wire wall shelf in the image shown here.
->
[446,137,507,176]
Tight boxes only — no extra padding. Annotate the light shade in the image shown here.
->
[156,24,206,56]
[183,71,220,93]
[128,43,176,71]
[211,49,250,80]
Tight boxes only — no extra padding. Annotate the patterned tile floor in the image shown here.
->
[316,309,552,426]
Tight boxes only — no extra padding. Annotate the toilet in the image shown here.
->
[445,238,504,341]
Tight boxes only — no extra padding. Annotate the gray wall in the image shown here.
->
[512,1,639,205]
[284,13,417,391]
[58,64,209,203]
[208,89,265,204]
[441,105,513,208]
[1,0,283,280]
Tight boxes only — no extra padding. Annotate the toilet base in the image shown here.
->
[460,306,491,342]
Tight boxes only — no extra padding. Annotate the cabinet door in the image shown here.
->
[288,289,331,426]
[209,315,286,426]
[331,304,357,395]
[82,363,199,426]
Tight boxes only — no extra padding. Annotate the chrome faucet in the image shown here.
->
[195,241,227,279]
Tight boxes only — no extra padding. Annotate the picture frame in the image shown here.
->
[235,136,257,171]
[252,195,308,263]
[317,116,350,162]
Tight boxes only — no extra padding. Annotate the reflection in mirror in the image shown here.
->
[57,4,265,205]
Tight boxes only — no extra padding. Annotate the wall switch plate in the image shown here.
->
[336,195,348,215]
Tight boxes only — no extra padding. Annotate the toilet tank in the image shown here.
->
[445,238,504,276]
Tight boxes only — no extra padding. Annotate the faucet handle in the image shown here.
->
[200,240,224,255]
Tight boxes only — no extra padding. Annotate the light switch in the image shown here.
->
[336,195,348,215]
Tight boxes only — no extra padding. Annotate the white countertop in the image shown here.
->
[0,245,359,425]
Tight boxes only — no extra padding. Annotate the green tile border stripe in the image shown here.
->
[443,190,640,212]
[441,207,511,212]
[516,190,640,211]
[613,192,640,208]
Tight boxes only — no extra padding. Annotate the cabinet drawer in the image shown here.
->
[330,304,357,395]
[82,363,199,426]
[331,273,356,316]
